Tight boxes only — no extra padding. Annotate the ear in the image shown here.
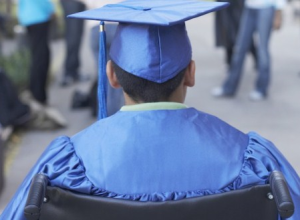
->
[106,60,121,88]
[183,60,195,87]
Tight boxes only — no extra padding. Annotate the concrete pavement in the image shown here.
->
[1,4,300,213]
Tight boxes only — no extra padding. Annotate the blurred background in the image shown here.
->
[0,0,299,214]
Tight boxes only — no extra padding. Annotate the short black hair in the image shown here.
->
[112,61,186,103]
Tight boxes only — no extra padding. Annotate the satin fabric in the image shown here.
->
[1,108,299,220]
[110,23,191,83]
[68,1,229,26]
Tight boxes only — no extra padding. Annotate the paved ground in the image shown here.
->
[0,4,300,214]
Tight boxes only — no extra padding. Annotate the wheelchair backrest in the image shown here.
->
[24,171,294,220]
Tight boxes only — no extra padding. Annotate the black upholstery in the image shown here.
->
[24,171,294,220]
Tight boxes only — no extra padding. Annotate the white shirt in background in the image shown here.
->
[85,0,121,27]
[245,0,286,9]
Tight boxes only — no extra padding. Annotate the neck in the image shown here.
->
[123,86,186,105]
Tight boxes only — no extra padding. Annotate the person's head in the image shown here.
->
[105,21,197,104]
[106,59,195,104]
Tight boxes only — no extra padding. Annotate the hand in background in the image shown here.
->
[273,10,283,30]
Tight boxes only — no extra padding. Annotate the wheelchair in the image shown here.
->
[24,171,294,220]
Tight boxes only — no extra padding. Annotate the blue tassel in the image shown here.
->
[98,21,107,120]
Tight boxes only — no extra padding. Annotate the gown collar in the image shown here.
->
[120,102,188,111]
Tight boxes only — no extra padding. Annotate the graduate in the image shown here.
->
[1,0,299,219]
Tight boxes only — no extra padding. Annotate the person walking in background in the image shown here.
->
[0,13,6,39]
[215,0,258,69]
[60,0,88,86]
[17,0,67,129]
[0,68,31,129]
[18,0,54,106]
[212,0,286,101]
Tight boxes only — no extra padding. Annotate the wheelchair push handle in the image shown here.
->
[24,173,48,220]
[269,170,294,218]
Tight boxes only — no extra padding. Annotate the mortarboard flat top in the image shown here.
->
[68,0,229,25]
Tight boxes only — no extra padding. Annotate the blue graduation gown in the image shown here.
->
[1,106,300,219]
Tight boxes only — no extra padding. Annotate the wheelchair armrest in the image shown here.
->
[269,170,294,218]
[24,173,48,220]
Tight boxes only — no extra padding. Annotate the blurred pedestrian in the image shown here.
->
[212,0,286,100]
[60,0,88,86]
[0,13,6,38]
[18,0,67,128]
[18,0,54,105]
[0,12,5,51]
[0,67,31,129]
[0,67,66,130]
[215,0,257,68]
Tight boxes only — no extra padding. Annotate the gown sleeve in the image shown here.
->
[0,136,92,220]
[246,132,300,220]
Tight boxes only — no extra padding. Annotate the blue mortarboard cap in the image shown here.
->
[68,0,229,119]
